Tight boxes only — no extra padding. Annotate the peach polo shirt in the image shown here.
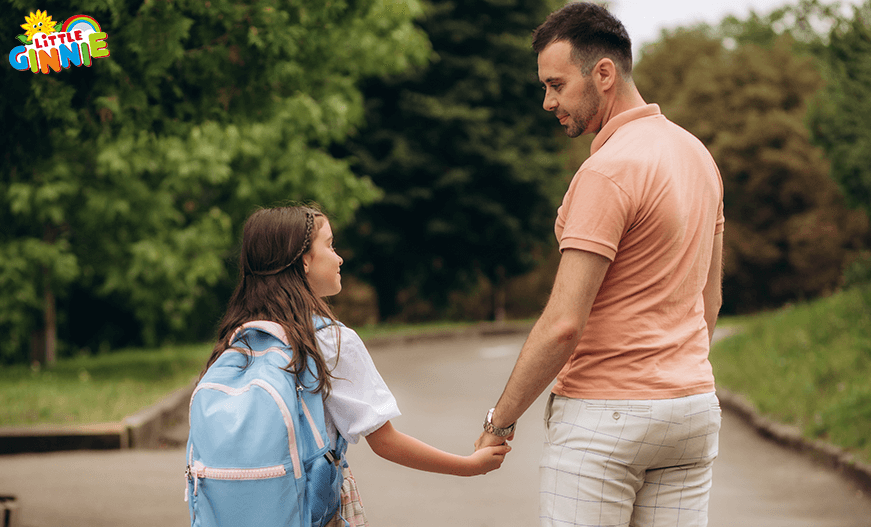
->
[554,104,724,400]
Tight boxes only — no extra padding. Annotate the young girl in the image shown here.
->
[202,205,510,526]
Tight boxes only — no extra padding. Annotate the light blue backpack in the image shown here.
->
[185,318,347,527]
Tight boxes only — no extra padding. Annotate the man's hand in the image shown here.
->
[475,428,514,451]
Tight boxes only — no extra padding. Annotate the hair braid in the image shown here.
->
[247,211,315,276]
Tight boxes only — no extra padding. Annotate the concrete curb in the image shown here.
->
[0,380,197,454]
[123,379,197,449]
[717,387,871,493]
[0,422,129,454]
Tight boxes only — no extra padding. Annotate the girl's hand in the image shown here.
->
[464,443,511,476]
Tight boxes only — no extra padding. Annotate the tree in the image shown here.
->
[1,0,429,363]
[336,0,567,321]
[807,1,871,219]
[634,25,868,313]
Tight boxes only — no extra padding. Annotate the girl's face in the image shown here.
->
[303,219,343,298]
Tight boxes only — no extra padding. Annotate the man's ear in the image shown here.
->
[593,58,617,93]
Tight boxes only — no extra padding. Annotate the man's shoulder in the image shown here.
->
[598,114,709,161]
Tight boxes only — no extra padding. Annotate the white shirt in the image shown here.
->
[316,325,401,447]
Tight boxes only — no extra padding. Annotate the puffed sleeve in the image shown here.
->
[316,325,401,444]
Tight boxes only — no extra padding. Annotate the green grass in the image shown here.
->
[0,343,213,427]
[712,284,871,463]
[353,319,483,340]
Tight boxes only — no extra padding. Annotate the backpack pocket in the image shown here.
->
[305,453,343,527]
[187,460,305,527]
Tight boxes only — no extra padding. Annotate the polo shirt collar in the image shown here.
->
[590,103,661,155]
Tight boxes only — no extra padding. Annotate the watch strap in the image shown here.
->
[483,407,516,437]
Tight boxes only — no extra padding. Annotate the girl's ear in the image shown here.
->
[302,253,311,274]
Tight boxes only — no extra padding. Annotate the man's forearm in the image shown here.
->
[486,249,610,430]
[490,314,580,428]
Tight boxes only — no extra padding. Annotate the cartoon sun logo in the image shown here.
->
[20,10,57,39]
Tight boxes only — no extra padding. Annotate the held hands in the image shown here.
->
[467,412,517,476]
[474,428,514,451]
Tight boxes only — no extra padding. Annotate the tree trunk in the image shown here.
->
[31,224,58,367]
[43,266,57,365]
[372,267,401,322]
[30,328,45,366]
[492,266,507,323]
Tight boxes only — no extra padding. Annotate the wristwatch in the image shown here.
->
[483,407,516,437]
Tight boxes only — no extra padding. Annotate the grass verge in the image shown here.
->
[712,284,871,464]
[0,343,212,427]
[353,319,485,341]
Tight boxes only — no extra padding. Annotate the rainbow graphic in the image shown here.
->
[60,15,101,37]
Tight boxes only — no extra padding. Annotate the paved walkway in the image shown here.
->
[2,331,870,526]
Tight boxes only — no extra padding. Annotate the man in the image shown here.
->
[475,3,725,526]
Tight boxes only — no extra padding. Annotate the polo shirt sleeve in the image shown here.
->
[316,325,401,444]
[556,168,634,261]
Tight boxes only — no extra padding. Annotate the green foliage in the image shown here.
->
[1,0,429,361]
[336,0,567,320]
[0,237,78,358]
[718,0,846,49]
[807,1,871,219]
[842,251,871,289]
[712,283,871,463]
[634,23,868,314]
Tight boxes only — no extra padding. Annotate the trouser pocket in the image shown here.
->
[543,393,558,444]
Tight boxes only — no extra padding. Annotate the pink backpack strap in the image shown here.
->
[228,320,290,346]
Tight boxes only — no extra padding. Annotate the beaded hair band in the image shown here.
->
[248,211,315,276]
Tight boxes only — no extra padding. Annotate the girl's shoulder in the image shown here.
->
[315,319,360,339]
[315,321,367,356]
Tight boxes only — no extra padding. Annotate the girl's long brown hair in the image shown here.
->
[201,205,338,393]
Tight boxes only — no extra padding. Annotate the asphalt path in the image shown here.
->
[2,330,870,526]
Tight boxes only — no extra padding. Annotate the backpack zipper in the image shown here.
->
[186,460,287,497]
[297,384,340,465]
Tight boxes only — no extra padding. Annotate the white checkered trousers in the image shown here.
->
[540,392,721,527]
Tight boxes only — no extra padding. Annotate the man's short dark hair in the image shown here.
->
[532,2,633,78]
